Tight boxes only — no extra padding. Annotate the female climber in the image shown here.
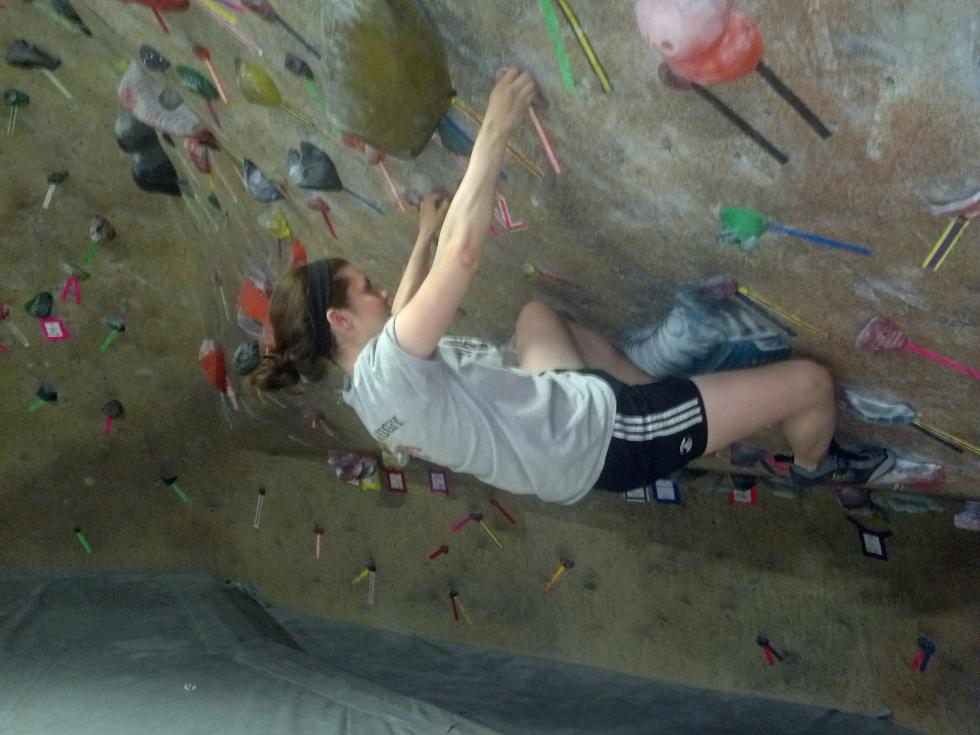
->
[253,68,894,504]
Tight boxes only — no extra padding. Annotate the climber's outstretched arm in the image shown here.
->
[393,68,536,359]
[390,190,449,316]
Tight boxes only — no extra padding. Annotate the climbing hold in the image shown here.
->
[100,314,126,352]
[6,39,61,70]
[910,637,936,672]
[177,65,222,128]
[342,133,407,212]
[667,10,762,85]
[237,269,272,342]
[85,216,116,263]
[199,338,239,410]
[114,109,158,152]
[193,46,229,105]
[185,137,212,174]
[118,62,210,140]
[4,88,30,136]
[284,53,313,80]
[61,260,91,281]
[436,115,474,157]
[856,315,979,380]
[870,491,944,515]
[43,171,69,209]
[6,40,72,98]
[289,239,308,267]
[256,208,291,240]
[755,634,783,665]
[138,44,170,72]
[112,108,182,197]
[236,59,313,125]
[635,0,733,62]
[286,141,382,214]
[719,207,872,255]
[233,341,261,376]
[320,1,451,158]
[287,141,340,191]
[130,0,189,33]
[284,53,324,109]
[307,198,337,239]
[48,0,93,37]
[159,471,191,504]
[28,381,58,411]
[243,159,283,202]
[24,291,53,318]
[840,387,976,455]
[132,146,181,196]
[242,0,321,59]
[102,399,124,434]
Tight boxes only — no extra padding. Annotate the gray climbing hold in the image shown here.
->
[243,159,284,202]
[6,40,61,70]
[233,340,261,375]
[61,260,90,280]
[287,142,341,191]
[139,44,170,72]
[36,381,58,402]
[88,216,116,245]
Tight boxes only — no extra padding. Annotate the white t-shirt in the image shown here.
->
[341,318,617,504]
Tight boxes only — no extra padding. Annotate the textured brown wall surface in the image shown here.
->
[1,2,977,733]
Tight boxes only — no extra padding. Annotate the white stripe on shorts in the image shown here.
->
[614,399,700,430]
[613,398,699,425]
[612,414,704,441]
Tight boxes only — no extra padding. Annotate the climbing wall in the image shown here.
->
[1,2,977,734]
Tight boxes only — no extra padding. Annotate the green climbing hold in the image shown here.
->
[719,207,770,245]
[24,291,53,318]
[177,65,219,101]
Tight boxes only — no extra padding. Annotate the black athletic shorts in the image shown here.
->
[583,370,709,492]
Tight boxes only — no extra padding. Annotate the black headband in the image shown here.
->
[307,259,332,358]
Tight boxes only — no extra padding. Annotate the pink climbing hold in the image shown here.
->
[635,0,732,61]
[855,315,907,353]
[856,315,980,380]
[667,9,762,85]
[185,137,211,174]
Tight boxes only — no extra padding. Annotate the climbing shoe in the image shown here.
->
[790,441,896,487]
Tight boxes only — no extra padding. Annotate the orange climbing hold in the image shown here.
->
[199,338,239,410]
[237,271,272,341]
[289,239,308,268]
[667,10,762,85]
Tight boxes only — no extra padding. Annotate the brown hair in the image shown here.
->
[251,258,350,391]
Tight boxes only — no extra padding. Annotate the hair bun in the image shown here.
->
[250,351,301,392]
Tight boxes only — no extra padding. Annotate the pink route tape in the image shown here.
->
[61,276,81,305]
[528,108,563,176]
[495,193,527,231]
